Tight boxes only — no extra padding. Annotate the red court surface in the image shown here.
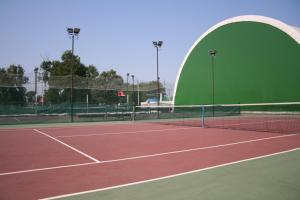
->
[0,122,300,199]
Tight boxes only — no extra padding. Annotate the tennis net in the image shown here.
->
[134,102,300,134]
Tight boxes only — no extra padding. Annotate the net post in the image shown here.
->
[201,106,205,128]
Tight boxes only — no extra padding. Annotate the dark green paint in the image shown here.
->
[175,22,300,105]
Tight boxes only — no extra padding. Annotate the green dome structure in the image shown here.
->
[173,15,300,105]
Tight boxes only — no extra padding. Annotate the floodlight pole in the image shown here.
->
[153,40,163,118]
[86,70,89,113]
[71,33,74,122]
[67,27,80,122]
[209,49,217,117]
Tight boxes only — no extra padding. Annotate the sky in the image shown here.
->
[0,0,300,88]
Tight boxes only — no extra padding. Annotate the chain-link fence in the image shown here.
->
[0,71,174,125]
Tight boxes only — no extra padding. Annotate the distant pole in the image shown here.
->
[131,75,135,106]
[42,71,48,107]
[152,40,163,118]
[209,49,217,117]
[137,80,140,106]
[126,73,130,105]
[86,94,89,113]
[34,67,38,105]
[41,73,44,107]
[67,28,80,122]
[86,70,89,113]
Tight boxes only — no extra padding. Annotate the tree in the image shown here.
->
[40,60,51,83]
[0,65,28,105]
[25,91,36,104]
[86,65,99,78]
[133,81,166,104]
[39,51,100,105]
[91,70,124,105]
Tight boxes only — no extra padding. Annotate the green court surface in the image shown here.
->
[54,149,300,200]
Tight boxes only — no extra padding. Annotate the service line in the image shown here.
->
[56,126,201,138]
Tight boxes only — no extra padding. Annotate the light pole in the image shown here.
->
[137,79,140,106]
[34,67,38,105]
[153,40,163,118]
[126,73,130,105]
[131,75,135,106]
[67,27,80,122]
[86,70,89,113]
[209,49,217,117]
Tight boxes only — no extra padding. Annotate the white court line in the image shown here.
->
[39,121,142,130]
[56,127,201,138]
[0,121,137,131]
[33,129,100,163]
[0,162,97,176]
[1,133,298,176]
[100,133,299,164]
[0,128,32,132]
[41,147,300,200]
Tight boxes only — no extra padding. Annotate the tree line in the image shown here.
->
[0,51,164,106]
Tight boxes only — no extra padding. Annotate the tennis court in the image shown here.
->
[0,121,300,200]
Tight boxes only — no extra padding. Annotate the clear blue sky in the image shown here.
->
[0,0,299,85]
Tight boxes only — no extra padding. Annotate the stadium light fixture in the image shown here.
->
[153,40,163,118]
[209,49,217,57]
[67,28,73,35]
[74,28,80,35]
[66,27,80,122]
